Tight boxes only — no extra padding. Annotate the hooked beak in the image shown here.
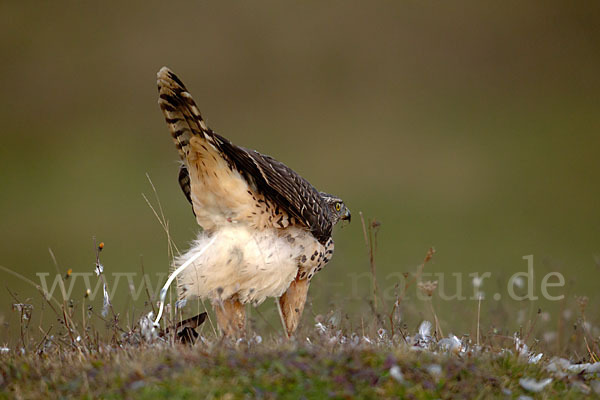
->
[342,208,351,222]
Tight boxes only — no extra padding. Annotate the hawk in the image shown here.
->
[157,67,350,337]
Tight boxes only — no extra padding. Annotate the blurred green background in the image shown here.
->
[1,1,598,339]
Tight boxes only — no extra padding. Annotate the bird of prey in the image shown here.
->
[157,67,350,338]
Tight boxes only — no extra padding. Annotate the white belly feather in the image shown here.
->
[175,225,321,305]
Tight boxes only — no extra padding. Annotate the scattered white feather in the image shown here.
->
[528,353,543,364]
[390,365,404,383]
[438,335,461,354]
[413,320,433,347]
[567,362,600,374]
[140,312,158,342]
[93,262,111,318]
[419,320,432,337]
[519,377,552,392]
[95,263,103,276]
[102,282,111,318]
[514,334,529,357]
[315,322,327,334]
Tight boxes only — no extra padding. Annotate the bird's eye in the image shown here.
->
[335,203,341,211]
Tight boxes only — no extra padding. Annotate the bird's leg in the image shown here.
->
[278,276,310,337]
[214,298,246,338]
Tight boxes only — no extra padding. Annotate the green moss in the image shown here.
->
[2,343,594,399]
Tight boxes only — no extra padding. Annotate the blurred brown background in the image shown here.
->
[1,1,599,338]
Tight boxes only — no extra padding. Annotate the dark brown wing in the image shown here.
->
[157,67,333,243]
[212,134,334,244]
[178,164,195,216]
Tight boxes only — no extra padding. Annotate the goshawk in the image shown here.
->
[157,67,350,337]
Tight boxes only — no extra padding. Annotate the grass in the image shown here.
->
[1,210,599,399]
[1,334,597,399]
[2,276,598,398]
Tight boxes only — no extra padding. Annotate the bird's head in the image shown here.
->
[321,193,351,225]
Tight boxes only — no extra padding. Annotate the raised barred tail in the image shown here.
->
[157,67,212,160]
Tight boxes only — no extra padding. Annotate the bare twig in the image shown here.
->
[93,237,119,343]
[35,325,53,353]
[140,256,157,316]
[476,295,482,347]
[396,247,435,308]
[7,288,29,351]
[359,212,381,312]
[143,174,180,258]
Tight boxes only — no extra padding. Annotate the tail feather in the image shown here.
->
[157,66,212,160]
